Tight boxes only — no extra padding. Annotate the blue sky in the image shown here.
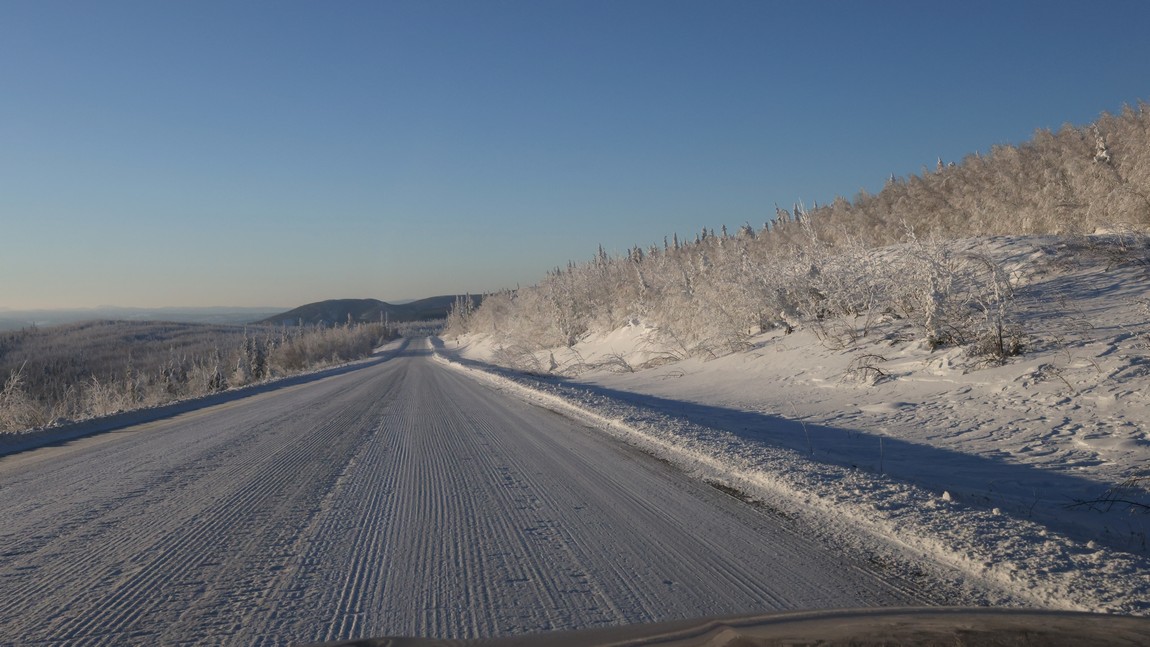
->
[3,0,1149,309]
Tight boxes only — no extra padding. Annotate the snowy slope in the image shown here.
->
[441,234,1150,615]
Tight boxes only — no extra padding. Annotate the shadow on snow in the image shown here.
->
[432,339,1148,556]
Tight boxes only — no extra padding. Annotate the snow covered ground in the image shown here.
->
[439,234,1150,615]
[0,347,943,645]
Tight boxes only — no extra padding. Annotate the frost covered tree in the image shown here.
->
[452,102,1149,368]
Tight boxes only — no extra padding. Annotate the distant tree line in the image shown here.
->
[445,103,1150,368]
[0,320,393,433]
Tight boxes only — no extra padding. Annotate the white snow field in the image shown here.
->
[0,345,966,646]
[443,235,1150,616]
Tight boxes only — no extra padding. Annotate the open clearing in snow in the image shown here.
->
[0,347,945,646]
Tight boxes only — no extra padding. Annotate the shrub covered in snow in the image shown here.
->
[447,105,1150,367]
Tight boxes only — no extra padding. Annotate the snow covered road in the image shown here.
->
[0,347,930,645]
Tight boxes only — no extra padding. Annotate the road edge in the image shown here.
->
[429,342,1150,616]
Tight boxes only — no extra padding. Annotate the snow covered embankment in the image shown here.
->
[432,340,1149,616]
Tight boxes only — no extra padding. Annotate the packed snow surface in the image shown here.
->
[443,235,1150,616]
[0,346,956,645]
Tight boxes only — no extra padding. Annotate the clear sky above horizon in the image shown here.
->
[3,0,1149,309]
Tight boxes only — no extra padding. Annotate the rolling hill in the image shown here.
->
[256,295,479,327]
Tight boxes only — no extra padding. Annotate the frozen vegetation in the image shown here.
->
[0,320,394,434]
[446,104,1150,362]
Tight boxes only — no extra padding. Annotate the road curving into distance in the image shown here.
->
[0,343,932,645]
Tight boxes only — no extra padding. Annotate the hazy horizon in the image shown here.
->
[0,296,443,314]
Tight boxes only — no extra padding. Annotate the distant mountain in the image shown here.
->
[255,295,479,327]
[0,307,283,331]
